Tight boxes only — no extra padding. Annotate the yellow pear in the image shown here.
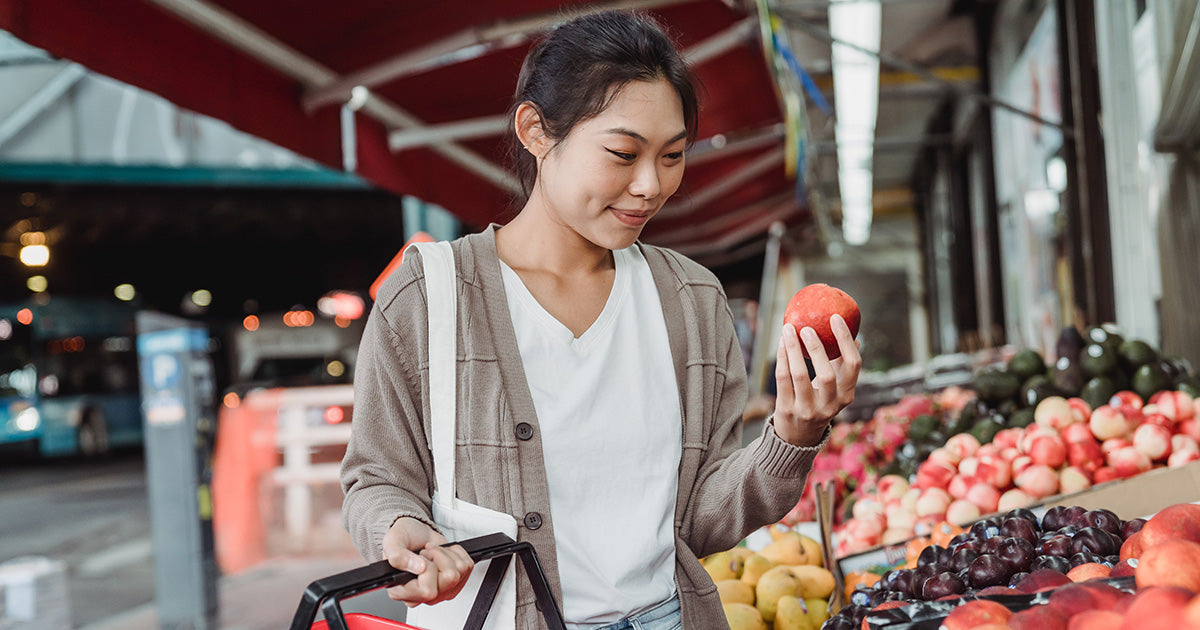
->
[804,598,830,626]
[775,596,818,630]
[723,602,768,630]
[786,564,836,600]
[754,565,804,623]
[702,550,738,581]
[716,579,755,606]
[729,546,755,577]
[797,533,824,567]
[757,531,811,566]
[740,553,776,588]
[767,522,793,541]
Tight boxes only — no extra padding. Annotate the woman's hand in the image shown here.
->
[382,517,474,607]
[772,314,861,447]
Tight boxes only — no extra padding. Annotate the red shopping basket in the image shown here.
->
[290,533,566,630]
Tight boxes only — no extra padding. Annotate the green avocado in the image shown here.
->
[1007,407,1036,429]
[1020,375,1063,408]
[1087,325,1124,354]
[1118,339,1159,371]
[973,366,1021,404]
[1051,356,1085,396]
[969,417,1004,444]
[907,414,939,442]
[1132,363,1171,401]
[1079,343,1119,378]
[1177,377,1200,399]
[1008,349,1048,382]
[1080,375,1119,411]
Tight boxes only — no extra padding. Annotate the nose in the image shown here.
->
[628,160,662,200]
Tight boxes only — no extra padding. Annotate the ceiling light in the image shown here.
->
[829,0,881,245]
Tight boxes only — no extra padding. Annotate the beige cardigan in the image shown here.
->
[341,226,824,628]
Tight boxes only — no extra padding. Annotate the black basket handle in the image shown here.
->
[289,533,566,630]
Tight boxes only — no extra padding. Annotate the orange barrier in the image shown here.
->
[211,389,282,575]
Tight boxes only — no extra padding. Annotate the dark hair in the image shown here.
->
[506,10,700,204]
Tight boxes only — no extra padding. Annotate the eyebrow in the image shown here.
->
[605,128,689,145]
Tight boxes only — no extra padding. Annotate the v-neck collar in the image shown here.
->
[497,248,629,349]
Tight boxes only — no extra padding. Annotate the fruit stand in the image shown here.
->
[710,324,1200,629]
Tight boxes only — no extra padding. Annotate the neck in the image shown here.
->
[496,206,613,275]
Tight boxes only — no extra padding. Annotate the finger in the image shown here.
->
[801,326,837,406]
[434,544,474,601]
[783,325,814,407]
[774,331,795,410]
[420,544,469,605]
[385,548,428,576]
[831,314,861,368]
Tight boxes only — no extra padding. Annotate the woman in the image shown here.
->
[341,9,860,628]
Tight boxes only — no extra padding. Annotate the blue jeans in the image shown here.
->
[588,595,682,630]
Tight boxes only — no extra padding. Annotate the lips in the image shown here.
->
[610,208,653,227]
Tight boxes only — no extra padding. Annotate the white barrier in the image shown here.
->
[268,385,355,551]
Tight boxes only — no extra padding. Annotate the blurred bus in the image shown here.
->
[0,297,141,457]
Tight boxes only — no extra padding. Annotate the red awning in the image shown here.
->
[0,0,805,265]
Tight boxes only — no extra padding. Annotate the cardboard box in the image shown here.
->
[834,458,1200,580]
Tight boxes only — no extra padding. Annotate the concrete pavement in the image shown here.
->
[80,554,407,630]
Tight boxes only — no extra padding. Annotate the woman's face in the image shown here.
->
[532,78,687,251]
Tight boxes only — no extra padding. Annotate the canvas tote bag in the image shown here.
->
[406,241,520,630]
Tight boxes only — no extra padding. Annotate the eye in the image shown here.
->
[665,151,684,160]
[606,149,636,161]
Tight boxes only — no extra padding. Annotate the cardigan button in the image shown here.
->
[515,422,534,440]
[523,512,543,530]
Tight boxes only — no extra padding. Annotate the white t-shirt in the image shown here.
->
[498,245,682,627]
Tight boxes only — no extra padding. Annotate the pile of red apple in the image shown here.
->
[821,502,1200,630]
[832,388,1200,557]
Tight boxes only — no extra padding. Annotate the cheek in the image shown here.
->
[661,166,685,197]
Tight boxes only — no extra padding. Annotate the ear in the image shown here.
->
[514,101,548,159]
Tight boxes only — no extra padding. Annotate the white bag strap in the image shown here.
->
[412,241,458,500]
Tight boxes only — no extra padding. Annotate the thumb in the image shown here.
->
[389,548,429,575]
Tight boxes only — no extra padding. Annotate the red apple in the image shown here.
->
[783,283,860,359]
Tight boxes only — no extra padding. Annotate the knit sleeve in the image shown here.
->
[681,283,822,559]
[340,255,439,562]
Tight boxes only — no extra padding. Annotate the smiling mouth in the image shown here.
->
[610,208,653,226]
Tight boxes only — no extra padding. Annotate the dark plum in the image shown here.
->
[1058,506,1088,527]
[950,547,980,573]
[996,537,1037,572]
[936,545,954,567]
[1032,555,1072,574]
[849,589,872,607]
[1000,517,1039,545]
[1042,505,1069,531]
[823,611,860,630]
[966,553,1012,588]
[1039,535,1074,557]
[1004,507,1041,527]
[918,544,945,568]
[1105,554,1120,566]
[1071,527,1119,556]
[910,564,942,599]
[955,537,983,552]
[1068,551,1105,568]
[981,535,1007,555]
[970,519,1003,540]
[1122,517,1147,540]
[1008,571,1030,587]
[1056,526,1080,537]
[884,569,915,597]
[949,532,973,549]
[1082,509,1123,536]
[923,571,967,600]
